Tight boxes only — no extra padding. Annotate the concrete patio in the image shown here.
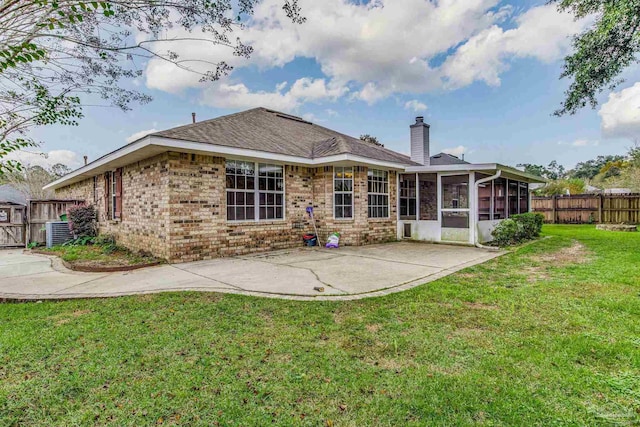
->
[0,242,504,301]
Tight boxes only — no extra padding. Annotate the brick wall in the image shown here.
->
[312,166,397,246]
[56,152,398,263]
[56,153,171,259]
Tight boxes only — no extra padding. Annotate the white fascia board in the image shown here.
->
[404,163,499,173]
[44,135,409,190]
[403,162,546,183]
[43,136,154,190]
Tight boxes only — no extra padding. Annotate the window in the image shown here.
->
[441,175,469,229]
[419,173,437,220]
[477,173,492,221]
[519,182,529,214]
[226,160,284,221]
[399,174,416,220]
[508,180,519,216]
[258,163,284,220]
[334,166,353,219]
[442,175,469,209]
[226,160,256,221]
[367,169,389,218]
[494,178,506,219]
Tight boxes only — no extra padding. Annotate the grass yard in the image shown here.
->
[1,225,639,426]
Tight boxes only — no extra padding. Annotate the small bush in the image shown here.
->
[94,234,116,246]
[491,213,544,247]
[67,205,97,239]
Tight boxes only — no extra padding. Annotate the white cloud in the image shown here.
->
[325,109,338,116]
[200,77,347,111]
[143,1,589,106]
[404,99,427,112]
[441,4,589,89]
[599,82,640,138]
[557,139,599,147]
[442,145,468,158]
[126,128,158,143]
[6,149,81,169]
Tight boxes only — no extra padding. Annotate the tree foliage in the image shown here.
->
[359,134,383,147]
[569,155,625,180]
[517,160,566,180]
[554,0,640,115]
[2,162,72,199]
[0,0,305,174]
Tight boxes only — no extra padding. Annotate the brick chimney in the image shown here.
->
[410,116,430,166]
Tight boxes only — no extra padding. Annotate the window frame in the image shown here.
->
[225,160,286,223]
[440,174,470,229]
[333,166,354,220]
[367,169,389,219]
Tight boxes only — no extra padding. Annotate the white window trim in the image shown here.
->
[225,160,286,223]
[333,166,354,220]
[367,169,390,219]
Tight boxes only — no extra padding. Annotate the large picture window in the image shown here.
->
[368,169,389,218]
[334,166,353,219]
[226,160,284,221]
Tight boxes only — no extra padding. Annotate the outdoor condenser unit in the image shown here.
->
[45,221,73,248]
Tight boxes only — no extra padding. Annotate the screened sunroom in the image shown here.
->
[397,165,545,245]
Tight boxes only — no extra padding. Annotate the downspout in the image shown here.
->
[474,170,502,250]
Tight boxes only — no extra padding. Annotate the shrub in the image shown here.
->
[510,212,544,238]
[67,205,97,239]
[491,213,544,247]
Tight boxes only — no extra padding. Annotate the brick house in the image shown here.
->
[46,108,543,263]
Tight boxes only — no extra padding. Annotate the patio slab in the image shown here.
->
[0,243,504,301]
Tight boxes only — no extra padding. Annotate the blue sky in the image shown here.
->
[24,0,640,171]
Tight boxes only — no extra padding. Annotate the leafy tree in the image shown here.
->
[517,161,566,180]
[0,1,305,174]
[360,134,383,147]
[3,163,71,199]
[568,155,625,180]
[535,178,586,196]
[554,0,640,115]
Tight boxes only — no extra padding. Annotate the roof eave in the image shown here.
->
[43,135,412,191]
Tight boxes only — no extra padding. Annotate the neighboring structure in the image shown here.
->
[45,108,544,262]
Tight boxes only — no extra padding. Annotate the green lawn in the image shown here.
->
[1,225,639,426]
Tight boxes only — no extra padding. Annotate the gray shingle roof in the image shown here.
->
[429,152,469,165]
[153,108,418,166]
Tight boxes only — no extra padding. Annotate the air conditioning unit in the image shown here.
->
[46,221,73,248]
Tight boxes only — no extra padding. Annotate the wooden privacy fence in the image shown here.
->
[532,193,640,224]
[28,199,83,245]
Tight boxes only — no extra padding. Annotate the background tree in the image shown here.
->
[554,0,640,115]
[517,161,566,180]
[0,0,305,175]
[567,155,625,180]
[2,163,71,199]
[359,134,383,147]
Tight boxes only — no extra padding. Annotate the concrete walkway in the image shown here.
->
[0,243,504,301]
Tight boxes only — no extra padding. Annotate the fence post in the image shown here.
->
[551,195,557,224]
[598,194,604,224]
